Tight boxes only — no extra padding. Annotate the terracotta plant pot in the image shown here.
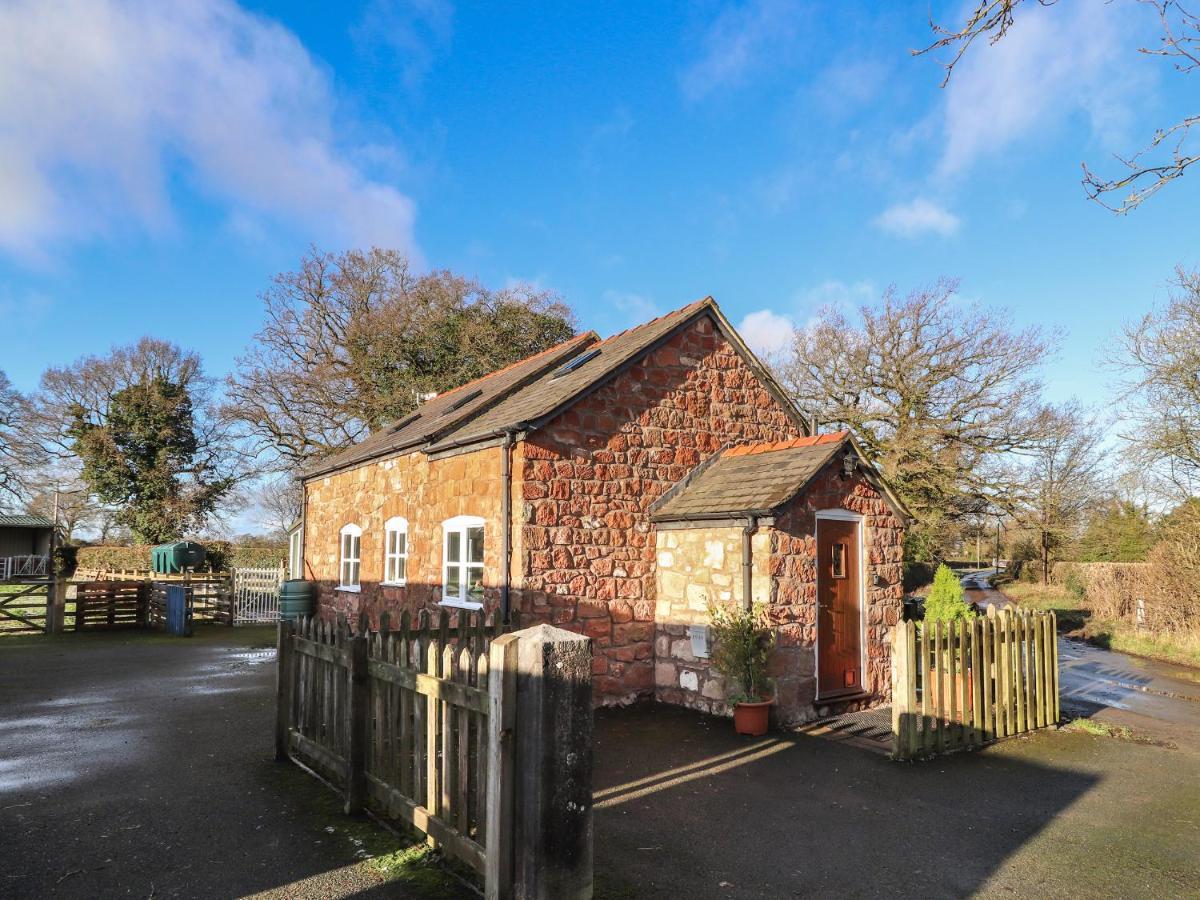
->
[733,700,772,736]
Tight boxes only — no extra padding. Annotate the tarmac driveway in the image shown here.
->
[0,628,432,899]
[592,704,1200,899]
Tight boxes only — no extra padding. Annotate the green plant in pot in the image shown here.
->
[708,602,775,736]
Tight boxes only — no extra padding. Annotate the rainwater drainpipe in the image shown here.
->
[741,515,758,611]
[500,431,515,625]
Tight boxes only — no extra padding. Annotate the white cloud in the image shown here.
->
[737,309,796,357]
[796,278,876,311]
[603,290,661,326]
[936,1,1146,178]
[679,0,807,101]
[0,0,418,263]
[873,198,961,238]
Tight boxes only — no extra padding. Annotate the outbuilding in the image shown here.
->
[649,432,908,725]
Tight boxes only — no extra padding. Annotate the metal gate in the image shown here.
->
[232,565,285,625]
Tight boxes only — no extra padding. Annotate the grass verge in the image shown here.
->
[1001,581,1200,670]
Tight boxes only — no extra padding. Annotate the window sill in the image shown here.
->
[336,585,361,593]
[438,598,484,611]
[380,581,407,588]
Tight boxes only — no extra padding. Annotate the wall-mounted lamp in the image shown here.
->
[841,453,858,478]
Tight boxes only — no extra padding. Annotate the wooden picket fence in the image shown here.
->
[891,606,1060,760]
[277,610,520,882]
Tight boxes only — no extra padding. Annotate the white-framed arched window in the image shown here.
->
[383,516,408,586]
[442,515,485,608]
[338,523,362,591]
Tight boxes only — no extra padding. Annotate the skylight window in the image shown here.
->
[552,348,600,378]
[439,389,482,417]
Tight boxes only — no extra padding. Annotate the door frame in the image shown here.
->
[814,509,867,702]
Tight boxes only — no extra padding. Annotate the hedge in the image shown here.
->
[74,542,286,574]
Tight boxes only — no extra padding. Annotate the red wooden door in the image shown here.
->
[817,518,862,697]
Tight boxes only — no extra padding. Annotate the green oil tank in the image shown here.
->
[279,579,316,621]
[152,541,206,574]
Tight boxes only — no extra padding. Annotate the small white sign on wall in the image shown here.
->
[688,624,710,659]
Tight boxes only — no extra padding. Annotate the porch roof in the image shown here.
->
[649,433,852,521]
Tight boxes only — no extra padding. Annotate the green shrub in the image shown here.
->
[707,602,774,703]
[923,564,974,624]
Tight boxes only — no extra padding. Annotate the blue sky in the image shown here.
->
[1,0,1196,413]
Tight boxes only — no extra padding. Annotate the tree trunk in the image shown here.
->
[1040,530,1051,586]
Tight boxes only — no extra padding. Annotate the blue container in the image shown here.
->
[165,585,191,636]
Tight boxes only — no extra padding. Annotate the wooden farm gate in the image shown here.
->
[231,564,286,625]
[891,606,1060,760]
[276,611,595,899]
[0,579,56,634]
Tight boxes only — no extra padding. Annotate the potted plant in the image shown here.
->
[708,602,775,735]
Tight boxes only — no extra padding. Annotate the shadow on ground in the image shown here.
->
[0,627,445,899]
[593,704,1099,899]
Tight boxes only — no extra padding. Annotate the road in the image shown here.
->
[962,570,1200,744]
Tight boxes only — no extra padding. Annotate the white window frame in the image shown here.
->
[288,526,303,580]
[338,523,362,592]
[382,516,409,586]
[441,515,485,610]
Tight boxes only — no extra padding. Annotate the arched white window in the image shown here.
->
[383,516,408,585]
[338,523,362,591]
[287,522,303,580]
[442,515,485,608]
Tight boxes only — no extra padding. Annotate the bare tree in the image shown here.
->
[249,475,303,541]
[777,279,1058,556]
[917,0,1200,213]
[224,247,577,471]
[0,370,39,506]
[23,469,98,541]
[1109,267,1200,494]
[1012,402,1109,584]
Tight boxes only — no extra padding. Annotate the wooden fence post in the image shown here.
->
[890,622,916,760]
[344,621,369,815]
[485,633,519,900]
[512,624,593,900]
[275,618,294,762]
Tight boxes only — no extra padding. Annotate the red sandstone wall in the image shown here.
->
[514,313,804,702]
[303,446,509,627]
[767,460,905,724]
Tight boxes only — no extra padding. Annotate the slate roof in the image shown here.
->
[303,331,600,477]
[425,299,716,452]
[650,432,852,521]
[0,514,55,529]
[304,297,807,478]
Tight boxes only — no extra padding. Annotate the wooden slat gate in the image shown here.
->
[275,609,605,899]
[279,611,511,877]
[891,606,1060,760]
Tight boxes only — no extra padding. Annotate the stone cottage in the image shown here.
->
[298,298,908,724]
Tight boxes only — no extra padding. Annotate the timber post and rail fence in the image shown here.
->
[891,605,1060,760]
[275,610,595,900]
